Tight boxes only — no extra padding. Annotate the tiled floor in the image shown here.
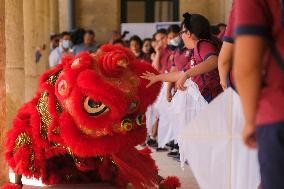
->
[9,149,200,189]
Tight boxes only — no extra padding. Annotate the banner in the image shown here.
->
[121,22,180,40]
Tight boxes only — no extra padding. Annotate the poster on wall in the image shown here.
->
[121,22,180,40]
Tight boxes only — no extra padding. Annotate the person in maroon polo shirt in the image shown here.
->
[152,29,173,73]
[233,0,284,188]
[218,1,235,90]
[142,13,223,103]
[146,29,175,151]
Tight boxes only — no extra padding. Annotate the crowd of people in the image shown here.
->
[47,20,227,155]
[47,0,284,188]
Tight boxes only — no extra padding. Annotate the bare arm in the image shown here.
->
[152,51,161,71]
[233,35,266,148]
[152,43,164,71]
[166,66,178,102]
[185,55,218,78]
[142,55,218,89]
[218,42,234,89]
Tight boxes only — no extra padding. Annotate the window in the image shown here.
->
[121,0,179,23]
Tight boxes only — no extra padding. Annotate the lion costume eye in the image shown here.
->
[83,97,109,116]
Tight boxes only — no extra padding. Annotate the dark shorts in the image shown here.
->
[256,121,284,189]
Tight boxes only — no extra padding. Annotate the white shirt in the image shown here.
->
[49,46,72,68]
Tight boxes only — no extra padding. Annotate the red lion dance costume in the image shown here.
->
[1,45,180,189]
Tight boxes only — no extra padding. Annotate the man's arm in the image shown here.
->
[218,42,234,89]
[233,35,266,148]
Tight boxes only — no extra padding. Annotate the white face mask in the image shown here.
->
[62,40,72,49]
[169,36,182,47]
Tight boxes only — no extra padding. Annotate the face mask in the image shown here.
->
[169,36,182,47]
[168,36,184,50]
[62,40,72,49]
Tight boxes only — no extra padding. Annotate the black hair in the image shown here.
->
[210,25,220,35]
[153,28,167,39]
[129,35,143,48]
[143,38,152,44]
[85,29,95,36]
[50,34,59,41]
[70,28,86,45]
[182,12,222,51]
[142,38,154,54]
[113,39,125,46]
[60,31,71,39]
[167,24,180,34]
[182,13,211,40]
[217,23,227,28]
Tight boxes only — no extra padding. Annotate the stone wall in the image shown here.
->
[179,0,233,24]
[69,0,233,43]
[74,0,121,44]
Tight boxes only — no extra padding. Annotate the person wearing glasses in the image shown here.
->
[142,13,222,103]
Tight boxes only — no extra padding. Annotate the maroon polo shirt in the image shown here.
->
[159,47,174,73]
[172,48,192,71]
[190,40,222,101]
[235,0,284,125]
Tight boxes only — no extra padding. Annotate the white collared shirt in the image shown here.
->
[49,46,72,68]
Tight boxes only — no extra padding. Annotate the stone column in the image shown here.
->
[0,0,9,185]
[35,0,48,74]
[50,0,59,34]
[23,0,38,101]
[5,0,25,128]
[24,0,50,101]
[44,0,51,70]
[59,0,69,32]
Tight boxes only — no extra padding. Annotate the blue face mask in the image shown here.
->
[62,40,72,49]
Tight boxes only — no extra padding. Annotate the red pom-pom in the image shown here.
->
[160,176,181,189]
[1,183,22,189]
[139,147,152,155]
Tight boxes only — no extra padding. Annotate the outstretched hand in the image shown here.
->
[141,71,159,88]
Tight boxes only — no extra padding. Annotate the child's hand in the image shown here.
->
[243,123,257,149]
[176,72,188,91]
[141,71,159,88]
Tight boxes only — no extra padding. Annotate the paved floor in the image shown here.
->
[9,148,200,189]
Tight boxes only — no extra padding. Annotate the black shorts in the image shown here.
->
[256,121,284,189]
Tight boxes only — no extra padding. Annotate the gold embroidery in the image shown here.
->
[79,126,109,137]
[47,71,62,86]
[55,99,62,114]
[51,142,79,164]
[13,133,32,154]
[29,151,36,173]
[36,92,52,139]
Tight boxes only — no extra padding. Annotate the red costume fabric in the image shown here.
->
[2,45,180,189]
